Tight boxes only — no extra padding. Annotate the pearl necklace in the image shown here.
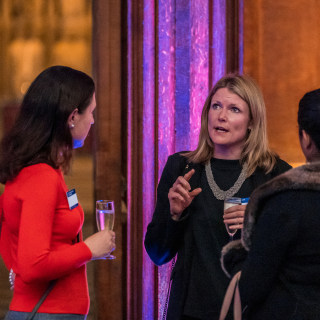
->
[205,160,247,200]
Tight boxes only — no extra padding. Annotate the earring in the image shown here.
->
[70,124,75,129]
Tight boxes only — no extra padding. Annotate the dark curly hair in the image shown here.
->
[0,65,95,183]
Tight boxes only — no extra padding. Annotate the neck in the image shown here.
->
[213,145,242,160]
[307,152,320,163]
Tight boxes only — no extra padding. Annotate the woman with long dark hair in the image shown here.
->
[0,66,115,320]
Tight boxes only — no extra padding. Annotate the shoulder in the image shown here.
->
[167,151,188,163]
[164,152,189,172]
[157,152,191,188]
[270,157,292,176]
[255,189,319,232]
[165,151,203,175]
[20,163,60,178]
[255,157,292,177]
[250,158,291,187]
[15,164,62,190]
[264,189,319,209]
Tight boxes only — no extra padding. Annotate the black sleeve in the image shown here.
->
[144,153,189,266]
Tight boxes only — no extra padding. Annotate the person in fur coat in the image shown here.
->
[221,88,320,320]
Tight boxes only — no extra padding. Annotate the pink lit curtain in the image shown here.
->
[127,0,243,319]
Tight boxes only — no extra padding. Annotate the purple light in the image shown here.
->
[136,1,244,319]
[158,0,176,173]
[238,0,244,73]
[175,0,191,152]
[212,0,227,83]
[190,0,209,150]
[142,0,156,319]
[158,0,176,318]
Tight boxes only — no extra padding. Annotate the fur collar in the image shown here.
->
[242,161,320,250]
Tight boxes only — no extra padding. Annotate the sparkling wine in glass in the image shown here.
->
[224,197,249,241]
[96,200,115,259]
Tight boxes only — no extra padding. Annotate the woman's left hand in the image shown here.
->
[223,204,246,230]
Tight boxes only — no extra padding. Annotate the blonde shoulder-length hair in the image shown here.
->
[184,73,277,176]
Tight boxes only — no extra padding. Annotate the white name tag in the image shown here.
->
[66,189,79,210]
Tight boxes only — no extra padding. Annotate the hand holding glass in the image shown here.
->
[223,197,249,241]
[96,200,115,259]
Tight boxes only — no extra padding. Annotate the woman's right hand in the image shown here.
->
[168,169,202,221]
[84,230,116,260]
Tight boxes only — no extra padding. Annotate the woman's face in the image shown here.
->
[70,93,96,148]
[208,87,251,159]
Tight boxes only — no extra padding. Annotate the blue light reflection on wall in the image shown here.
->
[175,0,191,152]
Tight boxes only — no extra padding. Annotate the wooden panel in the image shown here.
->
[127,0,145,318]
[92,0,124,319]
[244,0,320,165]
[226,0,241,73]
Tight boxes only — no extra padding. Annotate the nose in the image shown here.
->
[218,107,227,121]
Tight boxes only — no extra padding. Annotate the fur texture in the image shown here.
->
[221,162,320,276]
[242,161,320,250]
[220,239,243,278]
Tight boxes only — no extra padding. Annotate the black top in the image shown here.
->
[184,158,258,318]
[145,153,291,320]
[240,190,320,320]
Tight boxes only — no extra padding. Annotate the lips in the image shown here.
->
[215,126,229,132]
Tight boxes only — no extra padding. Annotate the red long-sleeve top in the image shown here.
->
[0,163,92,314]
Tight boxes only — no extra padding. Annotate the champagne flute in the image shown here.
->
[223,197,249,241]
[96,200,115,259]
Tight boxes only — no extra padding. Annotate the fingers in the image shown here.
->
[169,170,199,202]
[169,182,201,202]
[173,174,192,191]
[224,204,246,214]
[168,185,192,215]
[223,205,245,219]
[171,168,196,190]
[224,205,246,229]
[84,230,117,260]
[189,187,202,198]
[171,182,192,199]
[169,169,202,218]
[224,217,244,229]
[183,168,195,182]
[109,230,116,240]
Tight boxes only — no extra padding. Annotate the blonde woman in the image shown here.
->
[145,74,291,320]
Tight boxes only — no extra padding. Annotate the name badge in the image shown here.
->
[66,189,79,210]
